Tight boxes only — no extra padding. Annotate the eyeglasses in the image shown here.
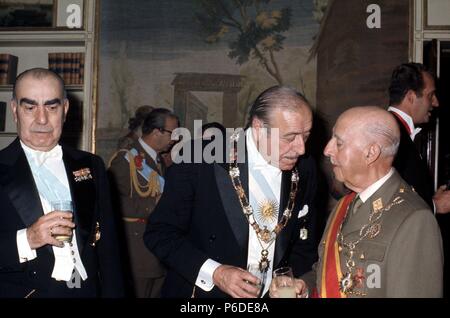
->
[159,128,173,134]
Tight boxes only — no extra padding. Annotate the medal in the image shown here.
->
[299,227,308,240]
[256,200,278,223]
[340,272,354,293]
[259,249,270,272]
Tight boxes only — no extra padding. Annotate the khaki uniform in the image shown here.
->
[108,141,165,297]
[303,171,443,297]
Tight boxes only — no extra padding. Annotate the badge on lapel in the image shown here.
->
[299,227,308,240]
[90,222,101,247]
[298,205,309,240]
[73,168,93,182]
[298,204,309,219]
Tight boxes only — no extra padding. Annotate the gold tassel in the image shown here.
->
[128,151,161,198]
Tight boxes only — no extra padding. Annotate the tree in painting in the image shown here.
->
[195,0,291,85]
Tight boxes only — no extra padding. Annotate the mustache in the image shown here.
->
[31,128,53,133]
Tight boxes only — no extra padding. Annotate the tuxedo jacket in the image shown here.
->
[0,139,124,298]
[302,171,443,297]
[392,114,434,208]
[144,141,319,298]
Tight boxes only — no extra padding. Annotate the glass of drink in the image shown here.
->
[272,267,296,298]
[247,264,266,297]
[50,200,74,243]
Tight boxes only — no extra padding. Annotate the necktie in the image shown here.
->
[350,196,363,214]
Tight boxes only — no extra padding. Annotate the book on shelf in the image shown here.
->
[0,54,18,85]
[48,52,85,85]
[0,101,6,132]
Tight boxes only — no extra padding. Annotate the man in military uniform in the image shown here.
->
[108,108,179,298]
[271,106,443,298]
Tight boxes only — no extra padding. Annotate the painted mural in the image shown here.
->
[97,0,328,160]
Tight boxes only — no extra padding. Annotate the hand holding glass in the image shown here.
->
[272,267,296,298]
[50,200,74,242]
[247,264,265,297]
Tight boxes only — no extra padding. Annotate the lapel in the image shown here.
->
[62,146,96,254]
[214,140,249,251]
[134,141,163,176]
[393,114,422,160]
[1,139,44,228]
[342,171,402,236]
[273,170,295,266]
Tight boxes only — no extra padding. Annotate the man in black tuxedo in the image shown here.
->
[144,86,318,298]
[0,68,124,297]
[388,63,450,213]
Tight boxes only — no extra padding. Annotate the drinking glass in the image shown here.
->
[50,200,74,242]
[272,266,296,298]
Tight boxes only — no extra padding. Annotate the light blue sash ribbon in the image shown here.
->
[124,148,165,192]
[27,155,71,203]
[249,168,279,230]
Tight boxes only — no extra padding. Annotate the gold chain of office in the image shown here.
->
[228,131,299,272]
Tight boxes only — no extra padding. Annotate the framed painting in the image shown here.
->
[0,0,55,29]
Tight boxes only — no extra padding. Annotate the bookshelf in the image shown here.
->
[0,0,97,152]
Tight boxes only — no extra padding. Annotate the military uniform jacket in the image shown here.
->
[108,140,165,278]
[303,171,443,298]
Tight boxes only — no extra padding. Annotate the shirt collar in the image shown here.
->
[246,128,281,175]
[138,138,158,162]
[388,106,422,141]
[358,168,394,203]
[20,141,62,167]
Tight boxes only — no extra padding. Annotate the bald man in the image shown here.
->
[272,107,443,298]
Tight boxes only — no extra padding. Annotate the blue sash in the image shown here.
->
[27,155,71,204]
[124,148,165,192]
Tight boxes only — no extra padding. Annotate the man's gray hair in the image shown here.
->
[245,86,310,129]
[364,119,400,157]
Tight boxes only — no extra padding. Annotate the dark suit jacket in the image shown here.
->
[392,114,434,208]
[0,139,124,298]
[144,140,318,298]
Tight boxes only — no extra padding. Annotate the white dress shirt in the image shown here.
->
[16,142,87,282]
[358,168,395,203]
[138,137,158,163]
[388,107,422,141]
[195,128,281,296]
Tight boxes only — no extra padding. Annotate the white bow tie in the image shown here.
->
[33,145,63,166]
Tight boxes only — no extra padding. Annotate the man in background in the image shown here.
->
[109,108,179,297]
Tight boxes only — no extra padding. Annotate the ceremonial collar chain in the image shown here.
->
[228,131,299,272]
[337,194,404,296]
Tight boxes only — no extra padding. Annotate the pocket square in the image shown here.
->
[298,204,309,218]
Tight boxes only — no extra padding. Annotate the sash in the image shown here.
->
[124,148,165,193]
[249,168,279,231]
[26,154,87,282]
[391,111,411,135]
[320,192,356,298]
[248,168,280,297]
[27,154,71,203]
